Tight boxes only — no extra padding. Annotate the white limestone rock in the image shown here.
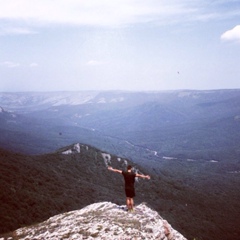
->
[4,202,187,240]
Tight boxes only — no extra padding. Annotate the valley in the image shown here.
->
[0,90,240,239]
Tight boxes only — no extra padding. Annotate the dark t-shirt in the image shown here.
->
[122,171,136,190]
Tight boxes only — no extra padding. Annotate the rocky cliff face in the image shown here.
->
[2,202,187,240]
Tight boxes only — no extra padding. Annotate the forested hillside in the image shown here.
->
[0,145,240,240]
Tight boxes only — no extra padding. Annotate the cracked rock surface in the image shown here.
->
[2,202,187,240]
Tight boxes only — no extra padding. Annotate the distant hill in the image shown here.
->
[0,144,240,240]
[1,89,240,162]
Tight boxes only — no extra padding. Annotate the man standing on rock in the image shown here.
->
[108,165,150,211]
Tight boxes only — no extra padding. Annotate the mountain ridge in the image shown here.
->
[1,143,240,240]
[1,89,240,111]
[1,202,187,240]
[1,89,240,161]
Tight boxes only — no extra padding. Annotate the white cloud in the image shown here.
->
[29,63,39,67]
[0,61,20,68]
[0,26,37,36]
[0,0,231,28]
[86,60,105,66]
[221,25,240,42]
[0,0,160,26]
[0,61,40,68]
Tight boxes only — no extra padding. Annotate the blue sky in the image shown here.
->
[0,0,240,92]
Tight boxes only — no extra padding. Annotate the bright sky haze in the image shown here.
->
[0,0,240,92]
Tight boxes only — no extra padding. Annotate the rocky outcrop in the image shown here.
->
[2,202,187,240]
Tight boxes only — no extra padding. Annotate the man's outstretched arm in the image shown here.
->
[136,173,151,180]
[108,166,122,174]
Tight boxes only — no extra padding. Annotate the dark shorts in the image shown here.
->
[125,188,135,198]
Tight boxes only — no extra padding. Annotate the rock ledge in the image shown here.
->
[2,202,187,240]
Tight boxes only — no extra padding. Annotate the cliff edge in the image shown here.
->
[1,202,187,240]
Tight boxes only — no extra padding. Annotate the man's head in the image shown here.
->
[127,165,132,171]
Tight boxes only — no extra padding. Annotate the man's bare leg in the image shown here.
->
[126,197,135,211]
[126,197,131,210]
[129,198,134,210]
